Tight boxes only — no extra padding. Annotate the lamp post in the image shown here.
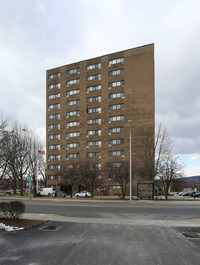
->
[128,120,132,202]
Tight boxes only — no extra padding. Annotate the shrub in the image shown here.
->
[0,201,25,219]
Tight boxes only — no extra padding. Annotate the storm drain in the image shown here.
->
[181,232,200,239]
[38,225,62,231]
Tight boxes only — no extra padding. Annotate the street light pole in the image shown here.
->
[128,120,132,202]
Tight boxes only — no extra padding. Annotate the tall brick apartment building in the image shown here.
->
[46,44,154,196]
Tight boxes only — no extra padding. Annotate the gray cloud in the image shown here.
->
[0,0,199,176]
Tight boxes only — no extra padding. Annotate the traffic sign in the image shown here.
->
[28,176,32,182]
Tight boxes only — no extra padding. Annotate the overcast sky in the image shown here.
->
[0,0,199,177]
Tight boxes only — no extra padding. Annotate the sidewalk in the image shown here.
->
[1,195,200,204]
[22,212,200,227]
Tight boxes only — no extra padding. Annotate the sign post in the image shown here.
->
[28,176,32,200]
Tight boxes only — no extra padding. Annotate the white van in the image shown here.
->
[39,187,55,196]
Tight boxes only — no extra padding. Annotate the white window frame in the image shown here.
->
[66,78,80,86]
[87,74,101,81]
[66,132,80,138]
[66,89,80,97]
[87,63,101,71]
[67,121,80,127]
[108,58,124,66]
[67,68,80,75]
[48,83,60,90]
[109,115,124,122]
[87,118,101,125]
[86,85,101,93]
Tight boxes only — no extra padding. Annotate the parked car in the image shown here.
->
[182,192,192,196]
[0,189,6,196]
[39,187,55,196]
[52,191,68,197]
[75,191,92,198]
[191,192,200,197]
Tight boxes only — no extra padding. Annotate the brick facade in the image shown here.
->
[46,44,154,196]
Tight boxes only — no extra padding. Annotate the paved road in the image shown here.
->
[21,199,200,221]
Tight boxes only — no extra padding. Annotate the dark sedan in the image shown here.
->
[53,191,68,197]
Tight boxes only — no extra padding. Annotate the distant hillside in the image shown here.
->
[183,176,200,182]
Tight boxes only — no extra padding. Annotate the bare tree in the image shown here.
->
[0,115,9,182]
[28,136,44,194]
[57,163,80,198]
[105,160,130,199]
[135,123,172,180]
[2,123,42,196]
[158,155,183,199]
[37,155,47,187]
[8,124,31,195]
[78,160,101,197]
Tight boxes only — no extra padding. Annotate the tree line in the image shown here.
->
[55,123,184,199]
[0,116,46,195]
[0,113,184,199]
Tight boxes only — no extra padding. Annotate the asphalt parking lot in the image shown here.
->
[1,198,200,265]
[1,218,200,265]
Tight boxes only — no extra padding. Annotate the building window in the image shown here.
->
[87,63,101,71]
[87,141,101,147]
[89,163,101,169]
[67,164,74,169]
[48,175,56,180]
[67,164,80,169]
[109,104,124,111]
[48,165,60,170]
[66,89,80,97]
[87,74,101,81]
[112,162,123,167]
[87,96,101,103]
[48,134,60,140]
[109,150,124,157]
[67,132,80,138]
[48,124,60,130]
[67,121,80,128]
[87,107,101,114]
[67,153,80,159]
[109,127,124,134]
[109,185,121,189]
[87,118,101,125]
[48,144,60,150]
[109,92,125,99]
[109,115,124,122]
[109,69,124,77]
[48,73,61,81]
[87,129,101,136]
[87,152,101,158]
[48,103,60,110]
[48,93,60,100]
[66,142,80,149]
[108,58,124,66]
[48,114,60,120]
[86,84,101,93]
[108,80,124,88]
[66,79,80,86]
[48,83,61,90]
[67,68,80,75]
[109,138,124,145]
[48,175,61,180]
[66,100,80,106]
[67,110,80,117]
[48,154,61,160]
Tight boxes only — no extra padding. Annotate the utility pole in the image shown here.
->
[128,120,132,202]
